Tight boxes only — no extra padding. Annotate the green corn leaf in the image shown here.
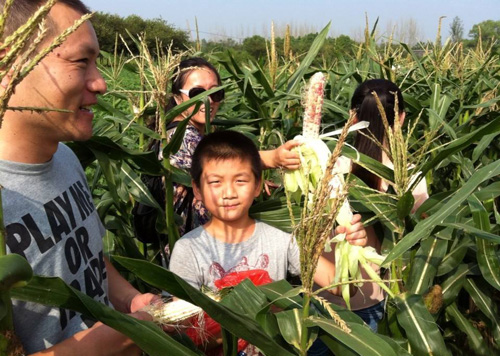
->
[441,264,479,306]
[445,303,490,356]
[437,236,473,277]
[384,159,500,265]
[472,132,500,163]
[286,22,331,94]
[419,116,500,178]
[441,223,500,243]
[113,256,295,356]
[307,316,397,356]
[258,280,303,310]
[464,278,500,341]
[396,191,415,221]
[468,195,500,291]
[69,136,165,175]
[12,276,198,356]
[276,309,306,352]
[407,236,448,295]
[221,327,238,356]
[395,293,450,356]
[0,254,33,292]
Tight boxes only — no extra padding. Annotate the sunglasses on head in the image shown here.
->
[179,87,225,103]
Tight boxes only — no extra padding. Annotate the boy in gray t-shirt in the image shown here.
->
[169,130,366,293]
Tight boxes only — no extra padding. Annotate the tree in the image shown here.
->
[242,35,267,59]
[467,19,500,52]
[449,16,464,43]
[92,12,189,55]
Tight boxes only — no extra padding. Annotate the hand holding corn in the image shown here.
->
[261,140,301,170]
[335,214,367,247]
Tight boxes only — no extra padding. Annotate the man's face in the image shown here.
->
[7,2,107,143]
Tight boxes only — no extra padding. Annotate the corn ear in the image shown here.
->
[302,72,326,140]
[143,298,203,325]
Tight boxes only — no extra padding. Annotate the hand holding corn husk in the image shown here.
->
[331,207,392,309]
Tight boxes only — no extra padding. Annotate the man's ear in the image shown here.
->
[192,180,203,201]
[0,48,14,89]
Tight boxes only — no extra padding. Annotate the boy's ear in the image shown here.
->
[192,180,203,201]
[254,177,263,197]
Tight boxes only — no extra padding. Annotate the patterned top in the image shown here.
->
[166,124,210,235]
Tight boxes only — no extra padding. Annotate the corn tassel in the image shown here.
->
[283,72,391,309]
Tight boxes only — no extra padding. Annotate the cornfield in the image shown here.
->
[4,16,500,356]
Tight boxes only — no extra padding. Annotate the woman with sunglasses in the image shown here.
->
[136,57,301,242]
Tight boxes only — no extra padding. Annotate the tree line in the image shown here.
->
[92,12,500,59]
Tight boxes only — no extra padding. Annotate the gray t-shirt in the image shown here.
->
[169,220,300,290]
[0,143,109,353]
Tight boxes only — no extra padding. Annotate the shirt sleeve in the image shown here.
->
[287,233,301,277]
[411,176,429,213]
[169,126,202,170]
[169,239,202,289]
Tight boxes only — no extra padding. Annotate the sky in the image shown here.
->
[83,0,500,43]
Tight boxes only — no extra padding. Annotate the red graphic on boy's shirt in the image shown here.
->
[209,254,273,289]
[185,254,274,354]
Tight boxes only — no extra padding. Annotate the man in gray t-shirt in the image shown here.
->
[0,0,157,354]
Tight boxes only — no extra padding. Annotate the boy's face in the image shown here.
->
[193,157,261,226]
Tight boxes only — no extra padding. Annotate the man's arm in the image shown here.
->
[29,257,159,355]
[104,256,159,313]
[30,320,147,356]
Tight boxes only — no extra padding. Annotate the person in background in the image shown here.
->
[133,57,302,245]
[0,0,158,354]
[320,79,429,332]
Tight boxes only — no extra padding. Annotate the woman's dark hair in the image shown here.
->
[190,130,262,188]
[165,57,222,112]
[350,79,405,190]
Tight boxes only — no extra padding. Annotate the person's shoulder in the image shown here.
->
[56,143,79,160]
[177,226,206,243]
[257,221,290,239]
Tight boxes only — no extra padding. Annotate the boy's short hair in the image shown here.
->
[191,130,262,187]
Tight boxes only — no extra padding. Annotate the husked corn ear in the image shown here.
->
[302,72,326,140]
[284,72,332,203]
[144,299,203,324]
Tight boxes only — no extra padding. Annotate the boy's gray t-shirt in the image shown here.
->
[169,220,300,290]
[0,143,109,353]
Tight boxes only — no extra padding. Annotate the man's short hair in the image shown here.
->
[191,130,263,187]
[0,0,90,42]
